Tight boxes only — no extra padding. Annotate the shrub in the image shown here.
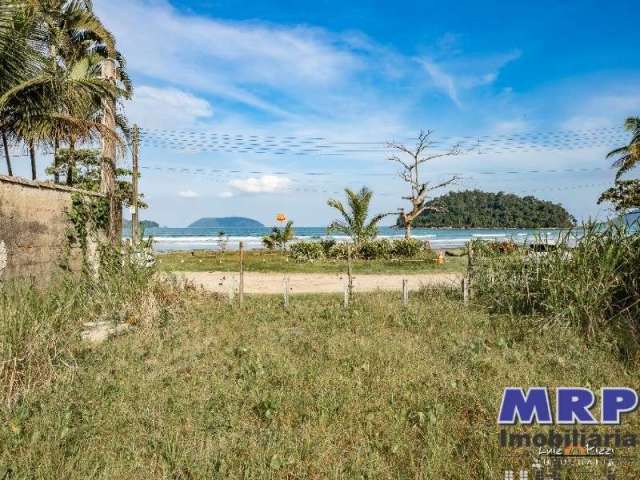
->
[390,238,425,258]
[287,238,435,261]
[473,239,520,255]
[472,223,640,338]
[0,256,185,407]
[319,239,336,257]
[328,242,351,260]
[358,239,393,259]
[289,241,325,261]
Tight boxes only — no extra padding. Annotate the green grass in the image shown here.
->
[472,224,640,341]
[157,249,468,274]
[2,274,640,478]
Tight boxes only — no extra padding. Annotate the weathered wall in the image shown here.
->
[0,175,102,282]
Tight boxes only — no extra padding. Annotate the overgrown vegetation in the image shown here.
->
[2,288,640,478]
[472,223,640,349]
[0,260,185,409]
[289,238,434,261]
[0,257,188,405]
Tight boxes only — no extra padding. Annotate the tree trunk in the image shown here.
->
[402,212,412,239]
[1,130,12,176]
[66,140,75,186]
[100,58,120,247]
[29,142,36,180]
[53,138,59,183]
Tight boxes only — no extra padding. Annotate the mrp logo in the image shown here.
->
[498,388,639,425]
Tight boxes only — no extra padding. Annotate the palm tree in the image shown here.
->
[1,131,11,175]
[51,52,132,185]
[0,59,121,179]
[263,220,295,251]
[0,0,126,180]
[607,117,640,179]
[0,1,45,176]
[327,187,387,247]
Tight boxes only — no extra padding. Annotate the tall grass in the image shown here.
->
[2,291,639,478]
[0,259,182,408]
[472,223,640,341]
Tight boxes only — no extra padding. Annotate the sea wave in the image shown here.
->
[145,228,565,252]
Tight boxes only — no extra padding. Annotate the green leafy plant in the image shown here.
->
[262,220,295,251]
[390,238,425,258]
[288,238,434,261]
[327,187,387,247]
[358,238,393,259]
[606,116,640,180]
[289,241,325,261]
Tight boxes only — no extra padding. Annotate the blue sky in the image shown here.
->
[87,0,640,226]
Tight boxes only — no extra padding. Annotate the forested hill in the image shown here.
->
[408,190,576,228]
[188,217,264,228]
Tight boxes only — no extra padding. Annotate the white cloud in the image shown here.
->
[218,191,234,198]
[96,0,361,118]
[560,92,640,131]
[421,61,461,107]
[493,119,529,134]
[126,86,213,129]
[420,50,521,107]
[229,175,292,193]
[561,115,613,131]
[178,190,199,198]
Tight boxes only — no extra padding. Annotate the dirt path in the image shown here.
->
[176,271,463,295]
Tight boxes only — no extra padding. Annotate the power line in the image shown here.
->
[138,125,631,157]
[276,182,612,197]
[138,163,613,179]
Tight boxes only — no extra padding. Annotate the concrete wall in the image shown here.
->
[0,175,102,282]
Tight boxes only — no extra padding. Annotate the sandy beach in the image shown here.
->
[176,271,463,294]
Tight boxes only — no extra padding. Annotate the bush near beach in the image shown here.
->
[472,223,640,348]
[289,238,435,262]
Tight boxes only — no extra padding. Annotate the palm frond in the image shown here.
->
[607,116,640,179]
[327,187,383,245]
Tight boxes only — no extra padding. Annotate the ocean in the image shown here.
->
[133,226,569,252]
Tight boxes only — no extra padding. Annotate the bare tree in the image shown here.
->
[387,130,461,238]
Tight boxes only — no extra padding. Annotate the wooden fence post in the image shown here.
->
[228,278,235,304]
[347,244,353,294]
[343,283,350,308]
[283,277,289,308]
[402,279,409,306]
[462,277,469,305]
[239,241,244,306]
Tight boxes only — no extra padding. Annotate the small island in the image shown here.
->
[123,219,160,229]
[406,190,576,228]
[188,217,264,228]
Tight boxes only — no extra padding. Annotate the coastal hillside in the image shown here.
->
[408,190,575,228]
[188,217,264,228]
